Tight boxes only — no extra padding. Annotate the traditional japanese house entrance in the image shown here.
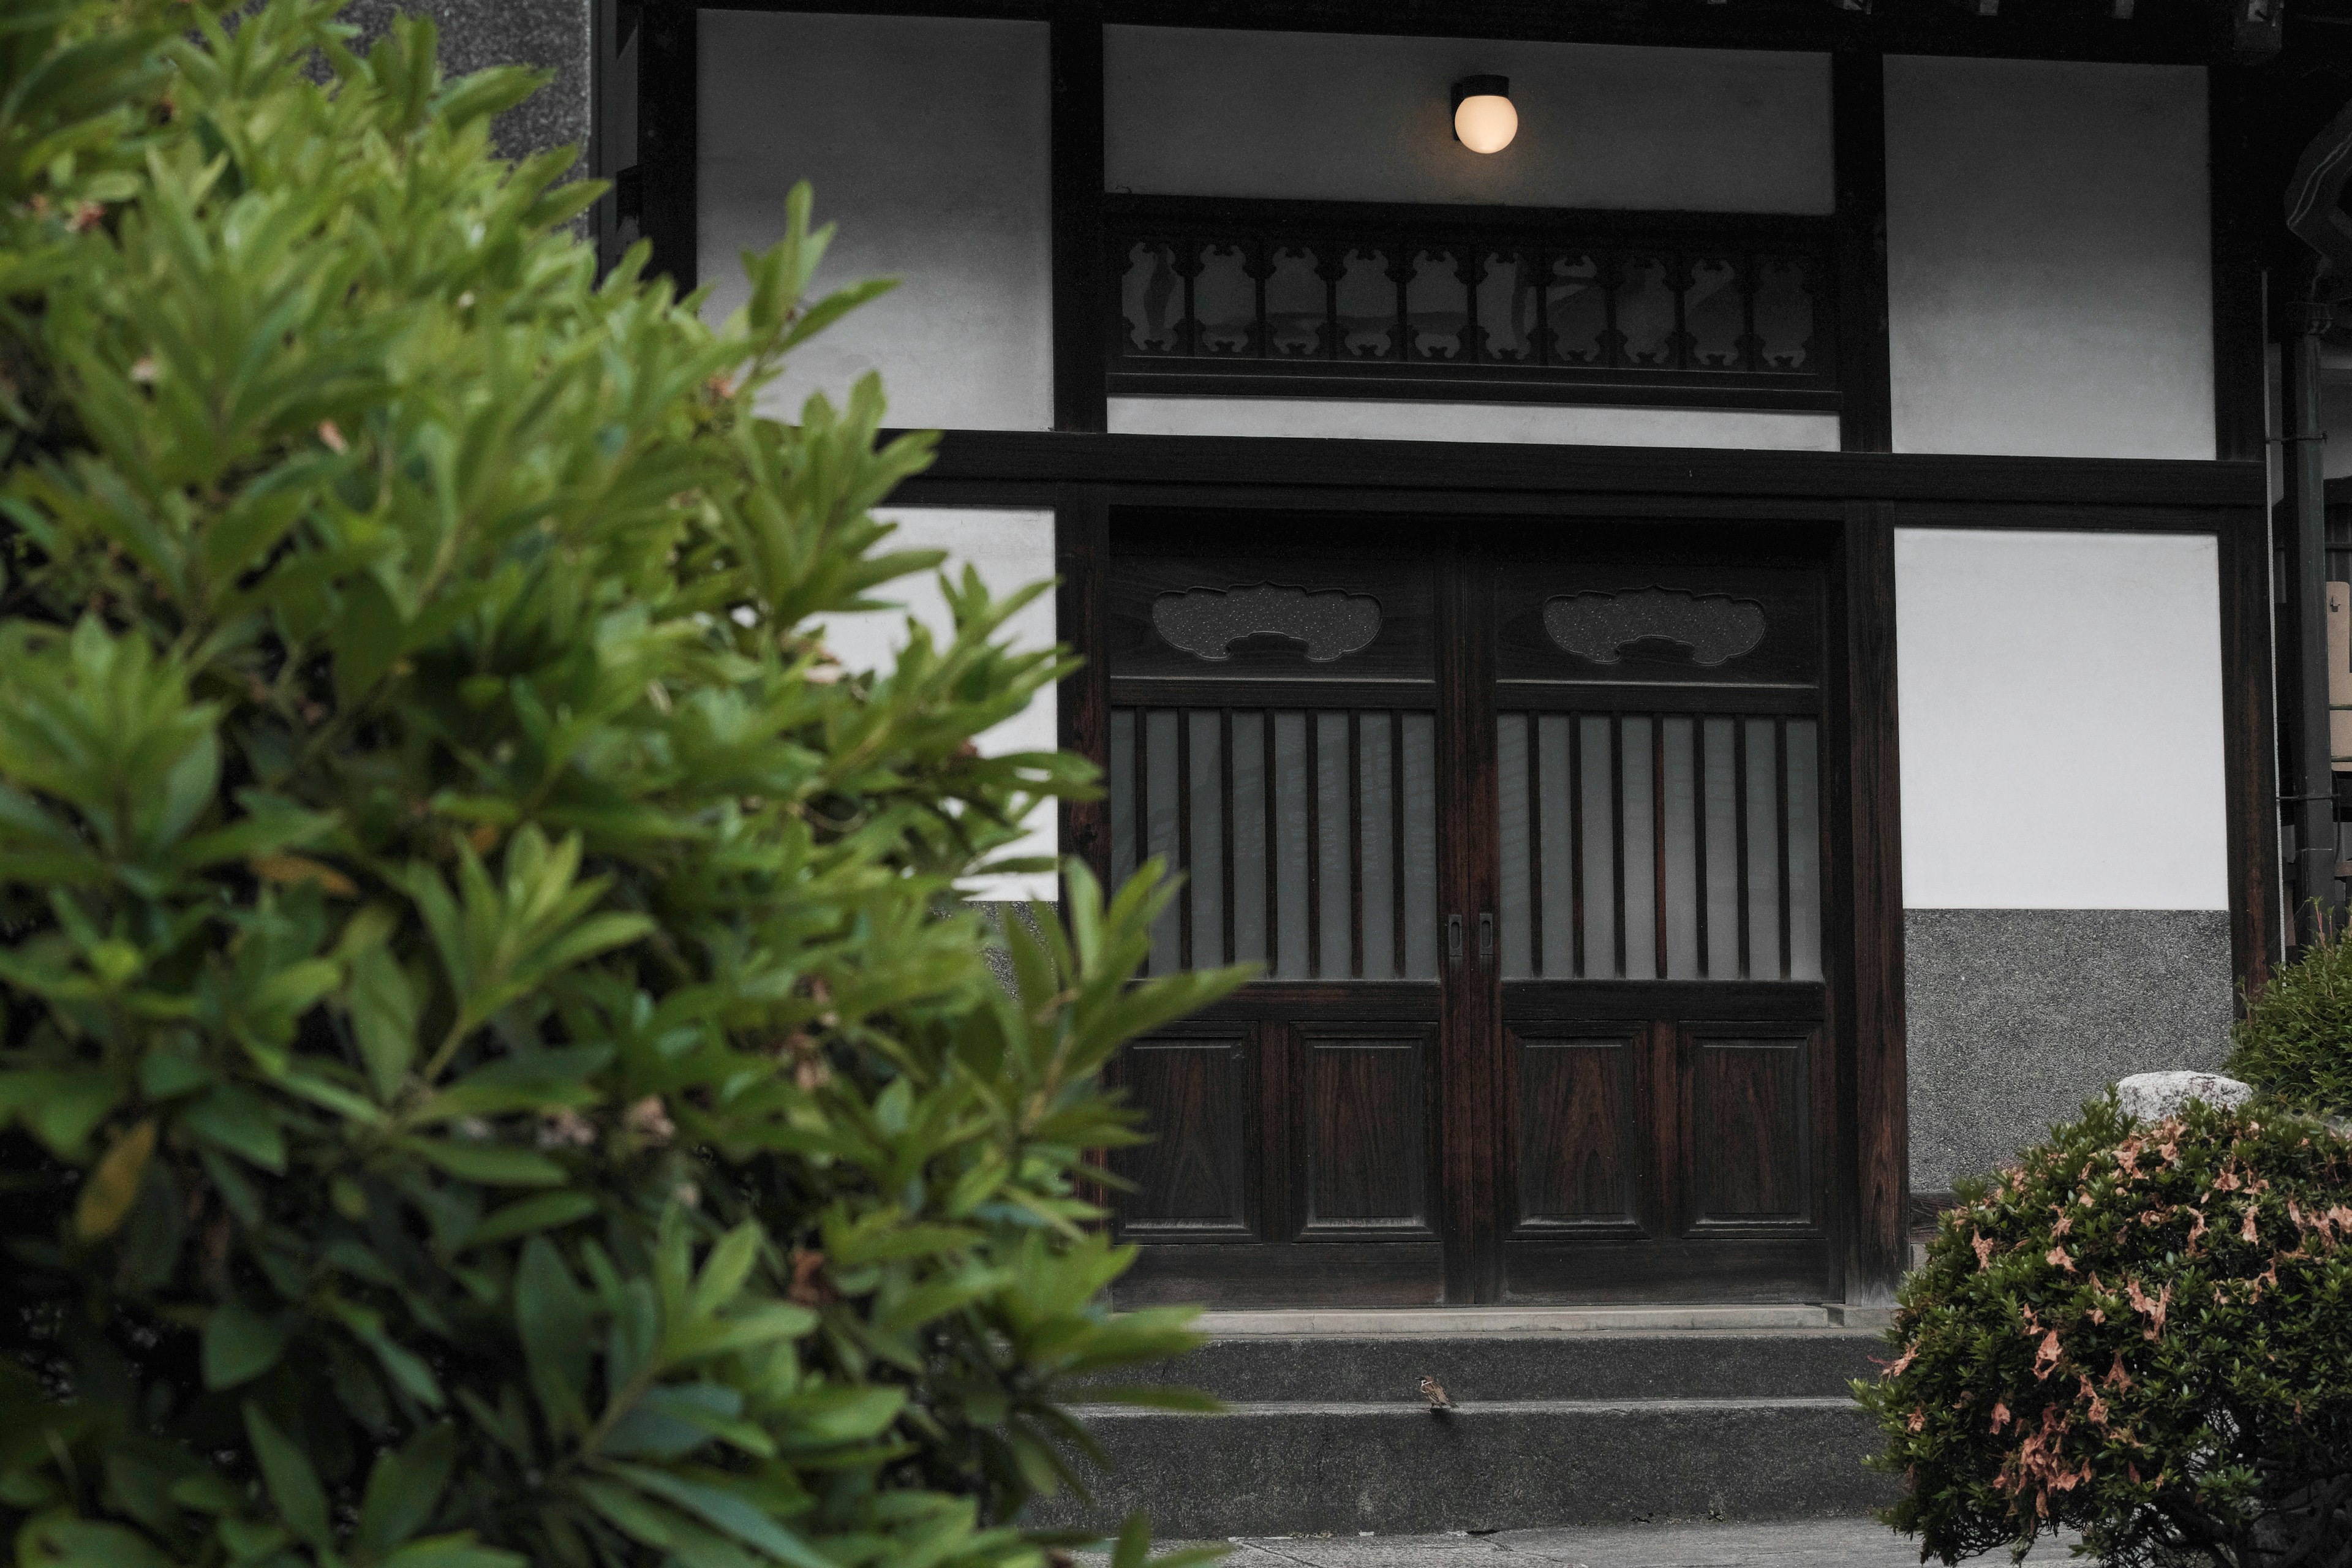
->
[1104,513,1841,1308]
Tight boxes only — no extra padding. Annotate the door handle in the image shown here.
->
[1479,912,1495,963]
[1447,913,1464,970]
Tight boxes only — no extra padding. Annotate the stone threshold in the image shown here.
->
[1193,1304,1896,1336]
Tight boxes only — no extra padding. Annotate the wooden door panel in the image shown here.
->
[1114,1033,1256,1240]
[1508,1029,1645,1237]
[1297,1029,1435,1238]
[1684,1029,1817,1231]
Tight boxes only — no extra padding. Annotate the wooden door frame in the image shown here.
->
[946,439,2271,1307]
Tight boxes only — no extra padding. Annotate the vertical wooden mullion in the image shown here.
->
[1391,709,1407,978]
[1175,708,1194,970]
[1305,710,1322,979]
[1526,713,1544,976]
[1221,707,1237,968]
[1652,715,1669,980]
[1349,710,1365,979]
[1693,717,1710,978]
[1049,8,1107,431]
[1568,712,1586,979]
[1610,713,1627,979]
[1776,716,1794,981]
[1734,714,1753,981]
[1264,710,1281,975]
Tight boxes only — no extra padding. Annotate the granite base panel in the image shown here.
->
[1030,1400,1896,1539]
[1904,908,2233,1194]
[341,1,592,168]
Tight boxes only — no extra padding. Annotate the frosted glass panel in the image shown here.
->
[1703,717,1742,978]
[1580,716,1618,977]
[1188,710,1225,967]
[1492,709,1824,984]
[1232,715,1267,967]
[1110,709,1136,895]
[1498,713,1534,979]
[1360,716,1396,979]
[1117,705,1435,980]
[1316,712,1354,978]
[1744,717,1784,979]
[1145,709,1182,975]
[1401,714,1438,979]
[1537,716,1578,978]
[1620,717,1657,981]
[1273,711,1311,979]
[1661,717,1700,980]
[1787,719,1823,981]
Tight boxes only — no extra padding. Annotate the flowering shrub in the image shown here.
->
[1859,1097,2352,1568]
[0,4,1241,1567]
[2226,924,2352,1115]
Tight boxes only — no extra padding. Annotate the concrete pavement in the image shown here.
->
[1128,1519,2083,1567]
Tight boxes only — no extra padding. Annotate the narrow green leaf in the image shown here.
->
[202,1300,288,1389]
[358,1422,459,1555]
[243,1400,331,1547]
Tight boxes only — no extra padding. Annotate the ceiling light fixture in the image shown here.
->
[1452,75,1517,154]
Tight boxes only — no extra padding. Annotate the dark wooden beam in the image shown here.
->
[674,0,2256,66]
[1050,6,1107,432]
[638,2,698,291]
[1831,51,1891,454]
[891,430,2267,510]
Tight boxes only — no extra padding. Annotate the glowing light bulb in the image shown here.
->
[1451,76,1517,154]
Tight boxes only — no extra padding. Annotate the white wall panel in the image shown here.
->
[1884,56,2212,461]
[698,13,1052,431]
[820,508,1060,899]
[1108,397,1842,450]
[1107,28,1832,213]
[1894,529,2226,911]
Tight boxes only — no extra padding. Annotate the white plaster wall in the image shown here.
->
[819,508,1060,899]
[1883,56,2213,461]
[1108,396,1841,450]
[698,13,1052,431]
[1894,529,2227,911]
[1107,28,1833,213]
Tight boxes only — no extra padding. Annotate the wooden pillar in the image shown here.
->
[1836,503,1907,1305]
[1050,5,1107,434]
[1832,51,1893,455]
[638,1,697,293]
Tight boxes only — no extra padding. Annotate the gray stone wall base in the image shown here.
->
[1904,908,2233,1194]
[339,1,592,168]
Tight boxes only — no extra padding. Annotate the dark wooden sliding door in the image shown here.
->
[1104,514,1837,1308]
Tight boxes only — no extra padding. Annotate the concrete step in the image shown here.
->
[1041,1321,1900,1539]
[1112,1328,1884,1404]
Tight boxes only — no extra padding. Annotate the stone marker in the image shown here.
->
[2114,1069,2253,1121]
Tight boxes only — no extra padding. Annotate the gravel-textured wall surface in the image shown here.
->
[1905,908,2234,1193]
[339,1,592,168]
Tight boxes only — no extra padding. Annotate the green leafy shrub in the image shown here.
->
[1859,1097,2352,1568]
[2226,926,2352,1115]
[0,4,1242,1566]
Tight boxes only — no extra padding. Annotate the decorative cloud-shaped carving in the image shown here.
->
[1542,587,1766,668]
[1152,583,1382,663]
